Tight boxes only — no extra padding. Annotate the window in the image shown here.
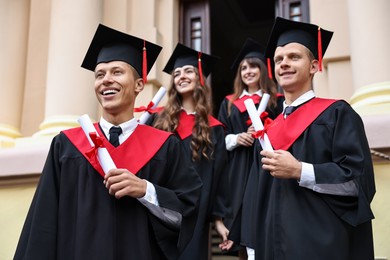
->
[277,0,309,22]
[290,3,302,21]
[179,0,210,53]
[191,18,202,51]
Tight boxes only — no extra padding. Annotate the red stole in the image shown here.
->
[176,111,223,140]
[267,98,337,151]
[226,94,261,113]
[63,123,172,177]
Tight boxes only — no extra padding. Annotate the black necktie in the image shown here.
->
[284,106,297,117]
[109,126,122,147]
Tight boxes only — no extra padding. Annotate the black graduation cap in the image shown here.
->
[163,43,219,86]
[81,24,162,82]
[230,38,266,72]
[265,17,333,71]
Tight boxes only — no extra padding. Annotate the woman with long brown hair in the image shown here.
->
[151,43,231,259]
[218,38,284,259]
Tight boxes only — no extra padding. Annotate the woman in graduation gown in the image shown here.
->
[150,43,231,259]
[217,38,284,257]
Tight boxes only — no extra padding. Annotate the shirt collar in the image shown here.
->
[239,89,263,99]
[181,107,196,115]
[283,90,316,112]
[100,117,138,137]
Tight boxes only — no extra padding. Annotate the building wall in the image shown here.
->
[1,0,389,258]
[0,177,38,260]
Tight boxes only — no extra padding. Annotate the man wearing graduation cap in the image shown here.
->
[244,17,376,259]
[14,24,202,260]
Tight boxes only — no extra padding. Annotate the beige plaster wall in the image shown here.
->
[0,179,38,260]
[372,163,390,259]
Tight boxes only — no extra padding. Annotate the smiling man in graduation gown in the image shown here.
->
[243,17,376,260]
[14,24,202,260]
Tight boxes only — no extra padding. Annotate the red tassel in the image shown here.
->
[198,52,204,86]
[317,27,323,72]
[267,58,273,79]
[143,40,148,83]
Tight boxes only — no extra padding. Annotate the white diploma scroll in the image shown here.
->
[77,114,116,174]
[257,93,270,114]
[244,99,274,151]
[138,86,167,124]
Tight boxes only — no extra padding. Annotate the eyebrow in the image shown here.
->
[174,66,194,73]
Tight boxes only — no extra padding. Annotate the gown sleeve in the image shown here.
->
[210,125,230,219]
[301,101,375,226]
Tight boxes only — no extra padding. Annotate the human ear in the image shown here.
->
[310,59,319,74]
[134,78,144,94]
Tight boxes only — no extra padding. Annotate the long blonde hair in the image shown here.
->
[153,67,214,161]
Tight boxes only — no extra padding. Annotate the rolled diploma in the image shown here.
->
[244,99,274,151]
[257,93,270,114]
[77,114,116,174]
[138,86,167,124]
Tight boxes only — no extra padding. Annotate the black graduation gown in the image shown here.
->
[241,100,376,260]
[177,117,229,260]
[14,125,202,260]
[217,95,284,230]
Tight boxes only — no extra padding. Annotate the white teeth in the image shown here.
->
[179,82,189,87]
[102,89,118,95]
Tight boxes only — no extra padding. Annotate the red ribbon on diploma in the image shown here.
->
[251,112,273,140]
[85,132,106,160]
[134,101,156,113]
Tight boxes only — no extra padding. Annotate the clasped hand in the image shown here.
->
[260,150,302,180]
[237,125,255,147]
[104,168,147,199]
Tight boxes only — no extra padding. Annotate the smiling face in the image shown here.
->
[94,61,143,122]
[173,65,198,98]
[240,59,261,90]
[274,42,318,98]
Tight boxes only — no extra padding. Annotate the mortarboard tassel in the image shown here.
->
[318,27,323,72]
[143,40,148,83]
[198,52,205,86]
[267,58,273,80]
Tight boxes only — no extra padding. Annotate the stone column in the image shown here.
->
[34,0,103,136]
[348,0,390,89]
[347,0,390,130]
[0,0,29,147]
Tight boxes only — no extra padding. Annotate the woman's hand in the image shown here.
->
[237,132,255,147]
[214,218,234,251]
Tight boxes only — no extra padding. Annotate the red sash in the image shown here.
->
[63,123,172,177]
[226,94,261,113]
[267,98,338,150]
[176,111,223,140]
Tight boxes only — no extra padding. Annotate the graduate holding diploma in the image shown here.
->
[218,38,284,258]
[150,43,231,259]
[240,17,376,260]
[14,24,202,260]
